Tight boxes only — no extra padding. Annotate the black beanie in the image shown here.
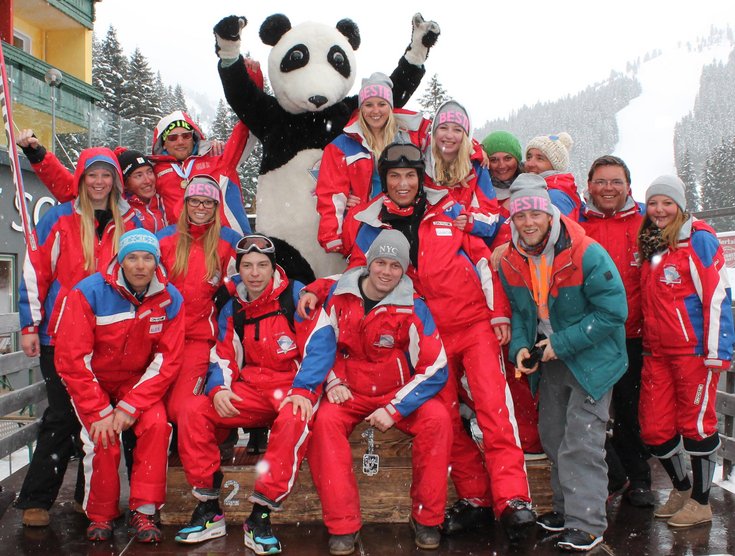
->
[117,149,154,181]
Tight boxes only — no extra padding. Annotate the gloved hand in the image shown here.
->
[403,13,440,66]
[213,15,246,60]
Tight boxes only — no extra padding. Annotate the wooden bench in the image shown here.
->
[161,423,552,525]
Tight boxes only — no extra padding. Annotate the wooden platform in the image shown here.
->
[161,424,552,525]
[2,455,734,555]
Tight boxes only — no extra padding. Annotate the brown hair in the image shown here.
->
[587,155,632,184]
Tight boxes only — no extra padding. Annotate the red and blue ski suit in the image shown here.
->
[156,223,240,422]
[307,267,451,533]
[322,189,530,517]
[150,102,262,236]
[639,218,734,456]
[54,260,184,522]
[177,268,337,509]
[316,109,430,254]
[24,148,167,233]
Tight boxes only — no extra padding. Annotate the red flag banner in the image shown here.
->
[0,40,36,251]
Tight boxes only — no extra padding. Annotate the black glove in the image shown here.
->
[213,15,246,59]
[404,13,441,65]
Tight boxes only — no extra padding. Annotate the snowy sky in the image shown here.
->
[95,0,735,127]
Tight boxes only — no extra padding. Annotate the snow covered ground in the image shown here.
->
[0,445,31,482]
[614,42,733,201]
[715,463,735,494]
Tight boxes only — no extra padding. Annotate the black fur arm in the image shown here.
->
[218,57,279,140]
[389,56,426,109]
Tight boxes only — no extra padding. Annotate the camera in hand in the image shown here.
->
[521,345,545,368]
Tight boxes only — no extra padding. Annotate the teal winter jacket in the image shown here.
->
[499,215,628,400]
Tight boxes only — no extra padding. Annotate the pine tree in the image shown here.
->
[119,48,158,151]
[90,26,130,148]
[700,137,735,230]
[210,99,234,140]
[170,84,189,114]
[678,150,701,211]
[417,74,449,117]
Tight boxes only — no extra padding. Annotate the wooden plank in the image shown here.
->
[0,382,45,417]
[161,456,552,526]
[0,313,20,336]
[716,390,735,417]
[0,419,40,458]
[0,351,40,378]
[719,434,735,464]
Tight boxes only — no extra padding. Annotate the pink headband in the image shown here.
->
[359,84,393,106]
[436,110,470,135]
[509,195,552,217]
[185,180,220,202]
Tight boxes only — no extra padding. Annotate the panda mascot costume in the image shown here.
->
[213,13,439,278]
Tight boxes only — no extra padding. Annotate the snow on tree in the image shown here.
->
[119,48,159,151]
[700,137,735,230]
[418,74,450,117]
[170,84,189,114]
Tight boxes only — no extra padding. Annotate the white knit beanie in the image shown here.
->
[526,132,574,172]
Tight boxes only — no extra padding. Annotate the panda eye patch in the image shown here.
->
[328,45,351,78]
[281,44,310,72]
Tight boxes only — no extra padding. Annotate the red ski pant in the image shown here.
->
[437,321,530,516]
[166,338,212,424]
[639,355,720,446]
[504,345,542,453]
[177,372,311,507]
[308,392,451,535]
[78,400,170,522]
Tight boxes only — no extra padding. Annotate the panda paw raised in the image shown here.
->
[213,15,247,60]
[404,13,440,66]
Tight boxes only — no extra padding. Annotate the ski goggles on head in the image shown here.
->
[236,234,276,255]
[381,143,423,165]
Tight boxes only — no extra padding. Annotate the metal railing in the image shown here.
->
[0,313,43,465]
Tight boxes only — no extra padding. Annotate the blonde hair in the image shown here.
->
[432,133,473,187]
[78,185,124,272]
[170,206,222,281]
[638,208,689,255]
[359,109,398,161]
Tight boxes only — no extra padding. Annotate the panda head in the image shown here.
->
[260,14,360,115]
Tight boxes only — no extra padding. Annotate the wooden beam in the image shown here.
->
[0,419,40,458]
[0,351,39,378]
[0,382,45,417]
[0,313,20,335]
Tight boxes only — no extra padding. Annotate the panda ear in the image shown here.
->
[260,13,292,46]
[336,19,360,50]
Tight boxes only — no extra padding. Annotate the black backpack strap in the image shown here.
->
[232,282,296,350]
[277,281,296,332]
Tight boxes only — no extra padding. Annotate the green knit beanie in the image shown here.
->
[481,130,523,163]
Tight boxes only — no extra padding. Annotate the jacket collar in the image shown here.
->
[333,266,415,308]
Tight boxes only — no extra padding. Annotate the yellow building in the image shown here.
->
[1,0,102,148]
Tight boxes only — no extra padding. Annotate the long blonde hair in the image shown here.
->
[432,133,473,187]
[78,185,124,272]
[359,109,398,161]
[170,206,222,281]
[638,208,689,259]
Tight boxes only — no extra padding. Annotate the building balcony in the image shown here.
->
[1,41,101,147]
